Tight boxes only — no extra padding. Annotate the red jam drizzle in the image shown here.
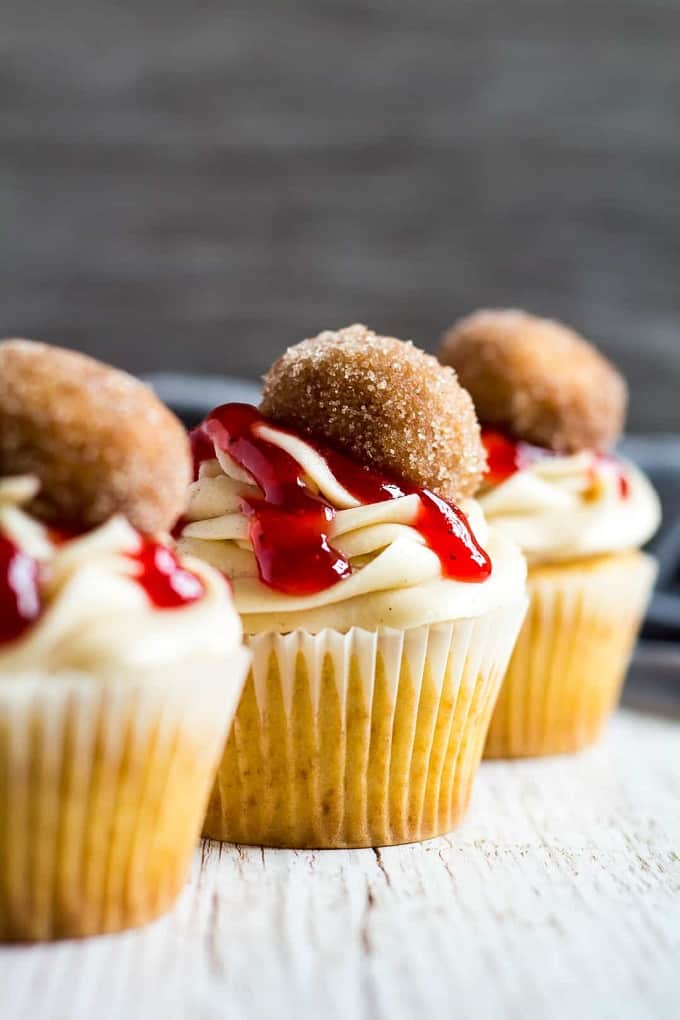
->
[0,536,42,645]
[320,447,406,505]
[591,454,630,501]
[619,472,630,500]
[128,537,206,609]
[0,528,203,648]
[192,403,491,596]
[481,429,551,485]
[197,404,352,595]
[47,522,205,607]
[482,428,630,499]
[415,490,491,580]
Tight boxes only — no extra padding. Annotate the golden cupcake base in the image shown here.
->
[0,654,247,941]
[203,602,527,849]
[484,551,656,759]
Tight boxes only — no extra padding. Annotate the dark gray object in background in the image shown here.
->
[1,1,679,429]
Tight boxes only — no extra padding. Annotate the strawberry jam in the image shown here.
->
[482,427,630,499]
[0,536,42,645]
[197,404,352,595]
[482,428,551,485]
[192,403,491,595]
[415,490,491,580]
[129,537,205,608]
[0,527,203,649]
[591,454,630,500]
[47,523,206,607]
[619,472,630,500]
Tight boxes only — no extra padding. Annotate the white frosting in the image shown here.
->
[479,451,661,565]
[179,421,527,634]
[0,477,243,676]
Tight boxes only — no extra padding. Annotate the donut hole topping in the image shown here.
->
[0,338,192,535]
[260,325,487,502]
[192,403,492,596]
[439,310,627,454]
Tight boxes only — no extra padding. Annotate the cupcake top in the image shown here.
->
[180,326,526,634]
[0,340,243,674]
[439,310,660,564]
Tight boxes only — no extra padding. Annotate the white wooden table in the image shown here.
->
[3,708,679,1020]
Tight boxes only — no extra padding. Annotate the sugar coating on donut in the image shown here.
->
[260,324,486,500]
[0,339,191,532]
[439,309,627,452]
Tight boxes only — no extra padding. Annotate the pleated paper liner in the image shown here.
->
[0,650,249,941]
[203,600,527,849]
[484,551,657,759]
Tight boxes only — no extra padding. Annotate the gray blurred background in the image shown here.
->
[1,0,679,430]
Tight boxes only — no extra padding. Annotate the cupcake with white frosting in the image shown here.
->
[440,310,660,757]
[180,325,527,847]
[0,340,249,940]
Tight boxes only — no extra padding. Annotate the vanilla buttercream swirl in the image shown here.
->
[479,451,660,565]
[179,423,527,634]
[0,477,243,675]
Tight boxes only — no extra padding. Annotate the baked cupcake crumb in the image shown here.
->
[439,310,627,452]
[260,323,486,500]
[0,338,191,532]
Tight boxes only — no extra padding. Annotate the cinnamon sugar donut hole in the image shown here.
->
[260,323,486,501]
[0,339,191,532]
[439,310,627,452]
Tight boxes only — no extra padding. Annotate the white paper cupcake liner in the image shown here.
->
[485,551,657,758]
[0,648,249,941]
[203,600,527,848]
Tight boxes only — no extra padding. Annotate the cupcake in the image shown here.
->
[440,310,661,758]
[179,324,527,848]
[0,340,249,940]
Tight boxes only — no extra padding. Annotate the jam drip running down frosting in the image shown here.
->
[0,535,42,644]
[481,429,550,486]
[0,530,205,648]
[129,538,206,609]
[482,428,630,499]
[191,403,492,597]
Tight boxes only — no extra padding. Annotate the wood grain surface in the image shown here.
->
[1,1,679,430]
[2,708,679,1020]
